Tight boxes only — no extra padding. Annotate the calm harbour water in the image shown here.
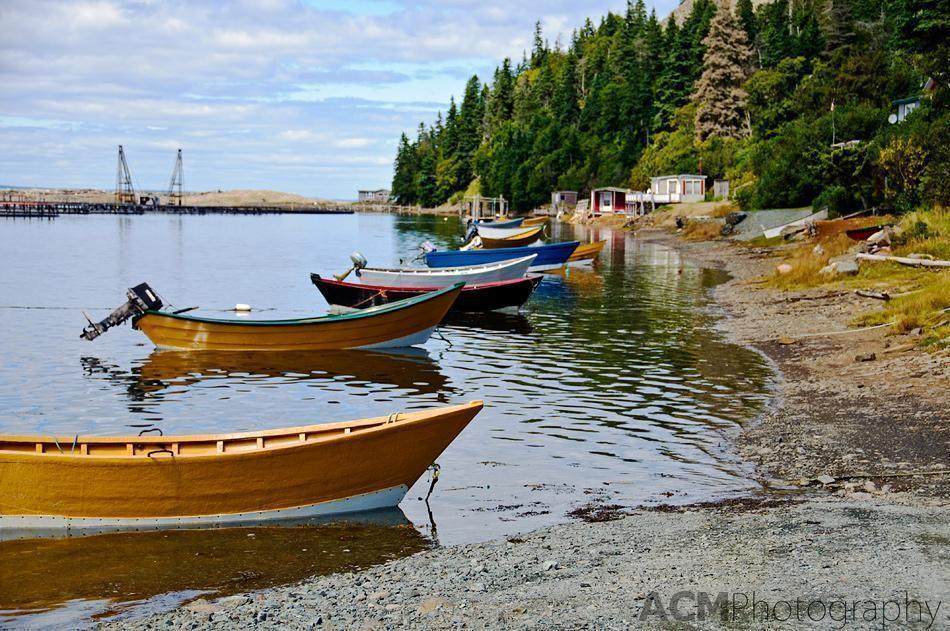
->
[0,213,773,625]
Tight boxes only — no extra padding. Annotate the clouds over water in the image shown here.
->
[0,0,674,198]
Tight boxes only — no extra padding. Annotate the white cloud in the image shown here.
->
[0,0,677,198]
[333,137,373,148]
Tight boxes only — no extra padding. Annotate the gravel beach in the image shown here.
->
[101,228,950,630]
[104,498,948,630]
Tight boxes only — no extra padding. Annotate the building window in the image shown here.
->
[601,191,612,209]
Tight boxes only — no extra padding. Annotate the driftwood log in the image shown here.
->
[855,289,891,300]
[856,253,950,268]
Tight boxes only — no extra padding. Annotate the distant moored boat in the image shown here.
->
[312,274,543,313]
[354,255,536,288]
[425,241,579,272]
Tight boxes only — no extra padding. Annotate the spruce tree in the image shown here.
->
[820,0,854,55]
[736,0,756,45]
[655,19,694,127]
[553,51,580,125]
[757,0,796,67]
[531,21,548,68]
[486,59,515,137]
[694,1,754,141]
[457,75,484,185]
[391,133,417,204]
[415,150,438,208]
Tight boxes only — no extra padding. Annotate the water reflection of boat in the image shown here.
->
[0,401,483,532]
[138,348,452,396]
[80,348,453,406]
[545,266,605,297]
[0,510,430,619]
[441,311,533,334]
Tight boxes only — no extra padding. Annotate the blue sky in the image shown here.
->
[0,0,678,200]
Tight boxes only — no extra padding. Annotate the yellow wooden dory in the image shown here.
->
[0,401,483,533]
[478,226,544,249]
[132,283,462,351]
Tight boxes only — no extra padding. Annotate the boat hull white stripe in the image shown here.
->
[0,485,409,540]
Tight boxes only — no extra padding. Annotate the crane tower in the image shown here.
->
[167,149,184,206]
[115,145,136,206]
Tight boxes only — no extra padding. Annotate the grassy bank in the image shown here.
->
[762,207,949,348]
[630,203,949,349]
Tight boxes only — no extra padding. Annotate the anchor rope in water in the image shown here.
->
[433,328,454,348]
[425,463,441,501]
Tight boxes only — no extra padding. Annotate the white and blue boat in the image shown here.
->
[425,242,579,272]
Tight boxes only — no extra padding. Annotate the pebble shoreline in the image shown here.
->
[104,498,949,630]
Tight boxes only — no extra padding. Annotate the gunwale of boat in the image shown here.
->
[317,274,542,293]
[474,217,522,228]
[479,227,545,249]
[493,226,543,241]
[360,254,536,276]
[0,401,484,459]
[522,216,548,226]
[132,282,464,327]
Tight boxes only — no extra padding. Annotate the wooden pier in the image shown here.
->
[0,201,354,218]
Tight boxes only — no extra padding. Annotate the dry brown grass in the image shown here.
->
[767,234,855,289]
[682,221,722,241]
[855,274,950,346]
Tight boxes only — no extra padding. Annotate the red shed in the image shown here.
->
[590,187,629,214]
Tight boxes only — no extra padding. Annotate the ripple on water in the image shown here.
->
[0,214,774,624]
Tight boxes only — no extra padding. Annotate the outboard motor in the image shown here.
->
[463,223,478,243]
[80,283,162,341]
[335,251,368,281]
[420,240,436,254]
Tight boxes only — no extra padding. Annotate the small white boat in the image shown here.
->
[762,208,829,239]
[355,254,536,288]
[476,224,543,240]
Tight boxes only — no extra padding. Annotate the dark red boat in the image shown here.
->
[846,224,892,241]
[311,274,543,313]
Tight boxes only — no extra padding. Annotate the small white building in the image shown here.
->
[358,189,391,203]
[551,190,578,212]
[892,96,920,123]
[649,174,706,203]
